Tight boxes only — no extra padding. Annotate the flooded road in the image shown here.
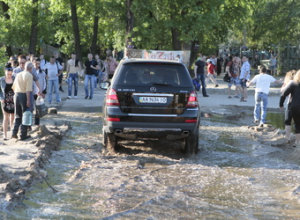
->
[3,110,300,219]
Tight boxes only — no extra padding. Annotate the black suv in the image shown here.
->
[102,59,200,154]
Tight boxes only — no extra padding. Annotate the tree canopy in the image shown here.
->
[0,0,299,61]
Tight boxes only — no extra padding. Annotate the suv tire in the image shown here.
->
[104,132,120,152]
[184,133,199,155]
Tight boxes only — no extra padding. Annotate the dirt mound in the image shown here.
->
[0,123,70,211]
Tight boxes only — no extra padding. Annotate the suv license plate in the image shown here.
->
[139,97,167,104]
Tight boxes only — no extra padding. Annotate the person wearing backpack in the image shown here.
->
[66,52,81,99]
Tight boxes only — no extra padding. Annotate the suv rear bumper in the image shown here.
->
[103,121,199,140]
[103,105,200,140]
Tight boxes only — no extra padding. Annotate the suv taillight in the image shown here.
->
[186,91,198,108]
[106,89,120,106]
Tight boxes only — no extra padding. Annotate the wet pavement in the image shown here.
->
[2,76,300,219]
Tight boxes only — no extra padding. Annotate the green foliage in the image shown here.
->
[230,0,300,49]
[0,46,8,77]
[0,0,299,59]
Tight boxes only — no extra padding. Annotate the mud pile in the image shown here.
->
[0,124,69,211]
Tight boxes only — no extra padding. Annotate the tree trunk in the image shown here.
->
[91,0,99,56]
[171,28,181,50]
[1,1,9,19]
[125,0,134,48]
[170,3,181,50]
[28,0,38,54]
[188,41,197,70]
[70,0,83,62]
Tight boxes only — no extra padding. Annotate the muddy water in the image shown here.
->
[4,113,300,219]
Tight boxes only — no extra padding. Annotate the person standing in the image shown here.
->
[210,55,217,66]
[95,54,105,86]
[13,55,27,76]
[14,55,42,113]
[84,53,99,99]
[239,55,251,102]
[106,55,118,79]
[53,51,65,92]
[232,56,242,98]
[253,54,260,69]
[206,59,219,87]
[11,62,33,140]
[280,70,296,142]
[33,59,47,127]
[247,66,282,127]
[44,56,62,104]
[194,56,209,97]
[39,54,47,71]
[280,70,300,148]
[226,56,238,98]
[0,63,15,140]
[66,52,81,99]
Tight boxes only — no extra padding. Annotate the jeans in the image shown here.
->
[197,73,208,96]
[33,95,40,126]
[47,79,61,103]
[84,74,95,98]
[94,74,98,88]
[254,93,268,124]
[99,72,104,82]
[29,92,34,112]
[12,93,29,138]
[68,73,78,96]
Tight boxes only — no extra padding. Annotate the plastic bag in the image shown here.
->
[35,96,47,118]
[192,78,200,91]
[223,73,231,83]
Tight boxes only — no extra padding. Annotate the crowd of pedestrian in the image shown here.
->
[194,52,300,149]
[1,48,299,149]
[0,50,119,141]
[194,53,251,101]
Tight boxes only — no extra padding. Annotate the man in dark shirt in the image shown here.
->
[84,53,99,99]
[194,56,209,97]
[54,51,65,92]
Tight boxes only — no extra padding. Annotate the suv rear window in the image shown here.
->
[114,63,192,87]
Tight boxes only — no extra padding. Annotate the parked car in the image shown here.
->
[102,59,200,155]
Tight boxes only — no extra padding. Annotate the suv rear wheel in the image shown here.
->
[104,132,120,152]
[184,133,199,155]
